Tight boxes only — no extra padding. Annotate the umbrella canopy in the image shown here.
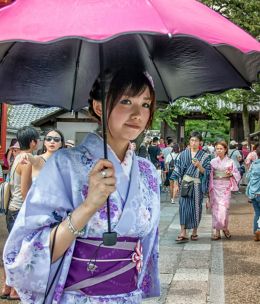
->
[0,0,259,111]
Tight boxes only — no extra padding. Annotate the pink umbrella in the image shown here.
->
[0,0,259,244]
[0,0,259,110]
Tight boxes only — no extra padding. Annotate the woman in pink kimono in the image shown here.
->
[208,141,240,240]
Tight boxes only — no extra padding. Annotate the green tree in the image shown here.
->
[185,120,230,144]
[200,0,260,38]
[154,1,260,142]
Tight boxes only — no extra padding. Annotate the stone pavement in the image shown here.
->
[144,192,217,304]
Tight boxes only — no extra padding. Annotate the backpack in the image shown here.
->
[169,154,175,170]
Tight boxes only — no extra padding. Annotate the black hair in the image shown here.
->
[152,137,159,143]
[189,131,202,142]
[89,68,156,129]
[256,146,260,158]
[16,126,39,150]
[167,138,173,145]
[42,129,65,153]
[172,143,180,153]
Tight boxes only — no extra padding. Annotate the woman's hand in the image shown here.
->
[84,159,116,213]
[19,152,33,165]
[225,168,233,176]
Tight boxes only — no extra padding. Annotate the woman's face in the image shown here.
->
[189,137,200,150]
[216,144,226,157]
[44,131,62,152]
[108,87,151,144]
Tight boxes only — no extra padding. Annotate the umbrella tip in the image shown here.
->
[168,33,172,38]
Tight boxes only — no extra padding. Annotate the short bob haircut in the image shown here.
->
[189,131,202,142]
[89,68,156,130]
[215,140,229,155]
[17,126,39,150]
[42,129,65,153]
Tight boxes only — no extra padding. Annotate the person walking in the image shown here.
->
[246,145,260,241]
[171,132,211,242]
[148,136,161,166]
[3,69,161,304]
[208,141,241,240]
[165,143,180,204]
[1,126,39,301]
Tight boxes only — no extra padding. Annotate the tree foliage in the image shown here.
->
[200,0,260,39]
[154,1,260,138]
[185,120,230,143]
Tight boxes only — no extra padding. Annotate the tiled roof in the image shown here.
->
[8,104,60,130]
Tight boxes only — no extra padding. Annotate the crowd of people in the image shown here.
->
[135,134,260,244]
[0,68,259,303]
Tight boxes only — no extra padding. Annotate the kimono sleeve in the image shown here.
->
[200,154,211,194]
[170,152,184,182]
[3,151,75,303]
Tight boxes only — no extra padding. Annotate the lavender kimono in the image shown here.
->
[3,133,160,304]
[209,156,240,230]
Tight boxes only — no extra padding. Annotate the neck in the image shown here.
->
[21,149,33,154]
[219,154,225,160]
[42,151,53,159]
[190,148,198,153]
[107,135,129,162]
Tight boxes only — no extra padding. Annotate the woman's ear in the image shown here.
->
[92,100,102,118]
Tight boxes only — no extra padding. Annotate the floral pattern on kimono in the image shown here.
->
[3,132,160,304]
[209,156,240,230]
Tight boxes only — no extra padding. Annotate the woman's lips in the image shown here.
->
[124,123,140,130]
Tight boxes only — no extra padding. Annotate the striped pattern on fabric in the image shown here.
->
[171,149,211,229]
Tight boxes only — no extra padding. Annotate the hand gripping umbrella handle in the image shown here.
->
[100,44,117,246]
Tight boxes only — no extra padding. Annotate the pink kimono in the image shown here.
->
[209,156,240,230]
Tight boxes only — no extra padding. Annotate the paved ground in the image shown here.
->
[0,189,259,304]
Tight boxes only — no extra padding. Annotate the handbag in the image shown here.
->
[180,180,194,197]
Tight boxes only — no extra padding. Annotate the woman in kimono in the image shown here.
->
[208,141,240,240]
[170,132,211,242]
[3,69,160,304]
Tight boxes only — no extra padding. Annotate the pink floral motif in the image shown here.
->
[132,240,143,273]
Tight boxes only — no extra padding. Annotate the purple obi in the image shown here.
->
[64,237,142,296]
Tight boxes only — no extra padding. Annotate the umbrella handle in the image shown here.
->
[100,44,117,246]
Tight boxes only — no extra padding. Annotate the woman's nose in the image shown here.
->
[131,106,141,118]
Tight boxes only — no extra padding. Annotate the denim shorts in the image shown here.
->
[6,209,19,233]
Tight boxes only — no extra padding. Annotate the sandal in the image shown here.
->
[0,285,11,299]
[190,234,198,241]
[223,230,231,239]
[175,236,189,243]
[7,295,21,301]
[211,234,221,241]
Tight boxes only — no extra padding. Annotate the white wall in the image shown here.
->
[57,121,98,145]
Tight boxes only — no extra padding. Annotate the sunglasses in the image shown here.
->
[44,136,61,143]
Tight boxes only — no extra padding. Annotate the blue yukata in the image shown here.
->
[3,132,160,304]
[170,148,211,229]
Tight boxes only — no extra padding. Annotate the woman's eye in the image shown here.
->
[120,99,131,105]
[143,103,151,109]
